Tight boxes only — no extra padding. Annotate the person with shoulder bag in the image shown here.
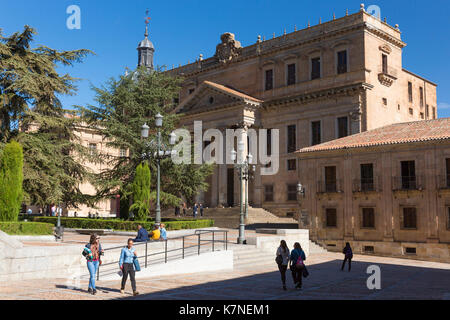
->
[289,242,307,290]
[276,240,290,291]
[83,234,104,295]
[341,242,353,272]
[119,238,139,296]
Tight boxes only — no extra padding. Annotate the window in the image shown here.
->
[382,54,388,74]
[209,96,215,104]
[119,149,127,157]
[401,161,416,189]
[89,143,97,155]
[337,117,348,138]
[264,185,274,202]
[409,108,413,116]
[420,112,424,119]
[426,105,429,118]
[287,159,297,171]
[419,87,424,108]
[311,121,321,146]
[446,158,450,188]
[402,207,417,229]
[433,107,436,119]
[382,98,388,106]
[337,50,348,74]
[265,69,273,91]
[287,125,296,153]
[287,184,297,201]
[360,163,374,191]
[311,57,321,80]
[325,208,337,227]
[405,247,416,255]
[408,82,413,103]
[266,129,272,156]
[447,207,450,230]
[287,63,296,86]
[398,104,401,111]
[362,208,375,228]
[325,166,337,193]
[364,246,375,253]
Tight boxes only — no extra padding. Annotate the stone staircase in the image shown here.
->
[309,240,328,254]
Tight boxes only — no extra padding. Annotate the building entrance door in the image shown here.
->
[227,168,234,207]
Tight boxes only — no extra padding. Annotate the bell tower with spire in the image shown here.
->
[137,10,154,69]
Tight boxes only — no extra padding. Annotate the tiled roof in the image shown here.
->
[203,81,263,103]
[297,118,450,154]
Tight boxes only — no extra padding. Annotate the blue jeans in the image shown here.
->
[87,260,99,290]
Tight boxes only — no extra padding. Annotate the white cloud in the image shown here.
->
[438,102,450,110]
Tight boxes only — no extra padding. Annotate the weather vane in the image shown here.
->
[145,9,151,26]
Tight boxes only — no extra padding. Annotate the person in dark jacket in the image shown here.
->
[199,203,204,217]
[134,225,149,243]
[193,203,198,218]
[289,242,306,289]
[341,242,353,271]
[175,205,180,217]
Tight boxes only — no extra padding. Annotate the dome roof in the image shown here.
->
[138,37,154,49]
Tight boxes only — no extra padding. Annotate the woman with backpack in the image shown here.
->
[276,240,290,291]
[289,242,306,290]
[119,238,139,296]
[83,234,104,295]
[341,242,353,272]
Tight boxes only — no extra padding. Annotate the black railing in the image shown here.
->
[392,176,424,191]
[317,179,343,193]
[353,177,382,192]
[97,229,228,280]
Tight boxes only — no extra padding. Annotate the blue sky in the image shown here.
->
[1,0,449,117]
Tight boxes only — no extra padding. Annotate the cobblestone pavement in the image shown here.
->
[1,251,449,300]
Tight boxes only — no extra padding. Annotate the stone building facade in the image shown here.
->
[296,119,450,262]
[169,6,438,219]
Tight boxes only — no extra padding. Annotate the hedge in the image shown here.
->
[0,222,54,235]
[31,217,214,231]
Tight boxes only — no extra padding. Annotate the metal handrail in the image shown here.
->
[97,229,228,280]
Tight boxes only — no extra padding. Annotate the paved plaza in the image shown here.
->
[1,249,449,300]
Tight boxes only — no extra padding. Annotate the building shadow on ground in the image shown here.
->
[112,259,450,300]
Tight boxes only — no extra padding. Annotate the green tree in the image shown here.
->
[130,162,151,221]
[78,68,213,210]
[0,141,24,221]
[0,26,95,208]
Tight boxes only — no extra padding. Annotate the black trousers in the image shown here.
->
[278,265,288,285]
[341,257,352,271]
[121,263,136,292]
[291,265,303,287]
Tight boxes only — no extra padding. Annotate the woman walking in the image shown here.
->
[341,242,353,272]
[276,240,290,290]
[119,238,139,296]
[289,242,306,290]
[84,234,104,295]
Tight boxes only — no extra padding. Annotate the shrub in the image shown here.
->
[31,217,214,231]
[0,141,24,221]
[0,222,53,235]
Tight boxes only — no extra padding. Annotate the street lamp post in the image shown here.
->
[141,114,176,226]
[231,140,255,245]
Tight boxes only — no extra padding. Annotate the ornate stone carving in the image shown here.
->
[379,44,392,54]
[215,33,243,64]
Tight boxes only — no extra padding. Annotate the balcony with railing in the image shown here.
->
[352,177,382,193]
[378,66,398,87]
[317,179,343,194]
[437,175,450,190]
[392,175,424,191]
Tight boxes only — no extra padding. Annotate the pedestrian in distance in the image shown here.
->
[119,238,139,296]
[175,205,180,217]
[276,240,290,291]
[289,242,306,290]
[193,203,198,218]
[199,203,204,217]
[83,234,104,295]
[341,242,353,272]
[160,223,167,240]
[182,202,187,216]
[134,224,149,243]
[149,224,161,241]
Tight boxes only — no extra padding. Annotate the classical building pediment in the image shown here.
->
[175,81,262,115]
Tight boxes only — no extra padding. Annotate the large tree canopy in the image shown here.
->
[0,26,95,208]
[78,68,213,208]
